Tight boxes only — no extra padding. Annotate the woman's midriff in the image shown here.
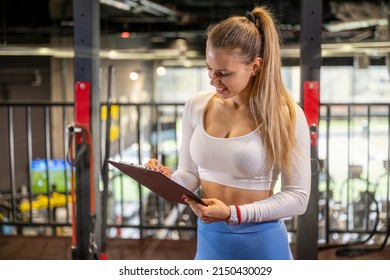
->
[200,179,273,205]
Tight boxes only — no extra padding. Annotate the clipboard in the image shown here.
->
[107,160,207,206]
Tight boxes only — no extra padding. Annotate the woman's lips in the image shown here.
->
[216,87,227,94]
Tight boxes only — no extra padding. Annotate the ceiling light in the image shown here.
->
[129,71,139,81]
[156,66,166,76]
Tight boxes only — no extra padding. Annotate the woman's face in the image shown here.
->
[206,45,259,100]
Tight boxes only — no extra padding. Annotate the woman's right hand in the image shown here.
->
[145,158,172,178]
[181,196,230,224]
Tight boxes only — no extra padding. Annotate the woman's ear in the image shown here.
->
[257,57,263,67]
[252,57,263,75]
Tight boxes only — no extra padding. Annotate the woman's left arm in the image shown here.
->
[239,105,311,223]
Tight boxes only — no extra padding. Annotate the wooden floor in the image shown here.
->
[1,235,389,260]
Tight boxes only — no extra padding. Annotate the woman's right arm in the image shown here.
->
[170,97,201,192]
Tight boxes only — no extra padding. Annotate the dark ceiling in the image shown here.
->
[1,0,389,59]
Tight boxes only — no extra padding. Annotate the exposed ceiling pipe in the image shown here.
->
[139,0,177,17]
[100,0,177,18]
[100,0,137,11]
[324,18,388,32]
[325,0,389,34]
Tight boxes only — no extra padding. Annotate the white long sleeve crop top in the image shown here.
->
[171,90,311,223]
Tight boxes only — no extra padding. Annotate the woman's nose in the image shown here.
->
[209,74,219,86]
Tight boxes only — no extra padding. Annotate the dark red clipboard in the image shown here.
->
[107,160,207,206]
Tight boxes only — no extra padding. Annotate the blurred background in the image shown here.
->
[1,0,390,260]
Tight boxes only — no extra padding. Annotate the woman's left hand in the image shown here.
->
[182,195,231,224]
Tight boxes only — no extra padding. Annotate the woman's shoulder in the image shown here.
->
[292,102,310,138]
[183,90,215,126]
[293,102,307,123]
[185,90,214,114]
[186,90,215,106]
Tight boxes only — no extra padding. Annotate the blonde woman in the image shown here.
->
[147,5,311,260]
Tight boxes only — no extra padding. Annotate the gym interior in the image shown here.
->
[1,0,390,260]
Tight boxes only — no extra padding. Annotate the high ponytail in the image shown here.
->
[250,6,297,176]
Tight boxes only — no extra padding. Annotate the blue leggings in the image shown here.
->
[195,219,293,260]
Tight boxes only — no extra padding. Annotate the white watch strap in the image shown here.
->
[226,205,239,226]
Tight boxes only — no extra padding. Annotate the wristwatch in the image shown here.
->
[226,205,239,226]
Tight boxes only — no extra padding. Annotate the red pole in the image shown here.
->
[303,81,319,147]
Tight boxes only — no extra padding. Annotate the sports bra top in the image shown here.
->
[189,93,279,191]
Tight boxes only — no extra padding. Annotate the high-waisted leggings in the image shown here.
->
[195,219,293,260]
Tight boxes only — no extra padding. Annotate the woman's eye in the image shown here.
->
[207,68,230,77]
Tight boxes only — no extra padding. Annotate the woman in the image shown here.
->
[147,5,311,260]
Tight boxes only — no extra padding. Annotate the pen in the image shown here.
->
[157,152,162,170]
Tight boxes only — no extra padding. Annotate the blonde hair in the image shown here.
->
[206,6,297,175]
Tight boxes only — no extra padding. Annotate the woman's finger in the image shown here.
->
[145,158,157,169]
[183,195,210,220]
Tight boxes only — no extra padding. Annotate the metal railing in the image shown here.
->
[0,101,389,247]
[318,103,390,247]
[0,102,74,235]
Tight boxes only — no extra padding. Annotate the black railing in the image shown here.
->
[0,102,74,235]
[100,102,195,240]
[0,101,389,247]
[318,103,390,246]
